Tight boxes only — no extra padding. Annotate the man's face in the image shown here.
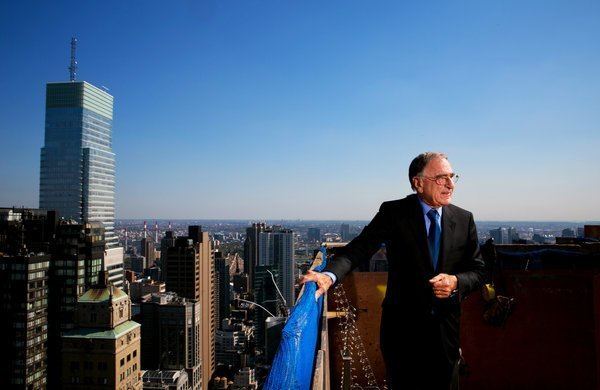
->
[412,157,455,207]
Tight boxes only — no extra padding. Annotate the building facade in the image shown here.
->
[40,81,117,248]
[139,293,201,390]
[214,251,231,330]
[0,254,50,389]
[61,275,141,389]
[163,226,215,387]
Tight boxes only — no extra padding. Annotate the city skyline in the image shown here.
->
[1,1,599,221]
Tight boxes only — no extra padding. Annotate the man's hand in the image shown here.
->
[299,270,334,299]
[429,273,458,299]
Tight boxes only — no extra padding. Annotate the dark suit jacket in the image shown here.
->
[323,193,486,362]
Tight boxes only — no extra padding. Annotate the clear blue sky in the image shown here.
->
[1,1,599,220]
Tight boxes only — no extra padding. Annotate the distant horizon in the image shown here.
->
[3,204,598,224]
[114,218,599,224]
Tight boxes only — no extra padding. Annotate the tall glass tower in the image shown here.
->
[39,81,118,248]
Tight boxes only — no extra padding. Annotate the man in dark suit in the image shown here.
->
[300,152,486,389]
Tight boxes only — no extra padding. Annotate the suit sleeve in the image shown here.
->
[455,212,487,301]
[322,202,391,286]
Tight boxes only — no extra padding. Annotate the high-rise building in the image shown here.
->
[61,273,142,389]
[507,227,519,244]
[340,223,351,241]
[489,228,507,244]
[139,293,201,390]
[307,227,321,243]
[243,223,267,292]
[215,251,231,329]
[252,265,278,352]
[0,208,56,389]
[164,226,215,386]
[0,253,50,389]
[257,226,295,308]
[189,226,216,388]
[160,230,176,268]
[140,230,157,269]
[165,237,200,300]
[39,55,125,306]
[47,220,106,387]
[40,80,117,249]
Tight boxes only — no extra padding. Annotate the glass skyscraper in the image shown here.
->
[40,81,118,248]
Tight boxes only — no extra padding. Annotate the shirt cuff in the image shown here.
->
[322,271,337,284]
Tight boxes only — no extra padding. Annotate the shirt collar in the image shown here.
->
[418,196,443,218]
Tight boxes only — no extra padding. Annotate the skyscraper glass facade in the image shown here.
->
[40,81,117,248]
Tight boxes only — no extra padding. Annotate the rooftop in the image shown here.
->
[78,285,128,303]
[63,320,140,340]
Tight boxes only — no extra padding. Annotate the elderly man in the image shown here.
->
[300,152,486,389]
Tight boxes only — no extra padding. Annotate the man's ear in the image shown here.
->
[412,177,422,193]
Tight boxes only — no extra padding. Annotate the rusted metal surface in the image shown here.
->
[460,269,599,389]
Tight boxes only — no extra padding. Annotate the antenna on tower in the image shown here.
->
[69,37,78,82]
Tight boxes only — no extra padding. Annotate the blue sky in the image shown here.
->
[1,0,599,220]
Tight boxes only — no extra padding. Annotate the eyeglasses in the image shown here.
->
[418,173,459,185]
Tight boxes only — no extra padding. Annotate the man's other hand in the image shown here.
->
[299,270,334,299]
[429,273,458,299]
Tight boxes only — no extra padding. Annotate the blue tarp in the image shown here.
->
[263,247,328,390]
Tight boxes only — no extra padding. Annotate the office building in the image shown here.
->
[489,228,507,244]
[257,227,295,308]
[252,265,279,352]
[215,251,231,329]
[128,279,166,303]
[61,273,141,389]
[39,81,117,249]
[243,223,267,292]
[340,223,351,241]
[160,230,176,266]
[139,293,201,390]
[215,319,253,368]
[307,227,321,243]
[507,227,519,243]
[0,253,50,389]
[164,226,215,386]
[231,367,257,390]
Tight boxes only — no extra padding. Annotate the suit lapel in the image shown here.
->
[439,204,456,272]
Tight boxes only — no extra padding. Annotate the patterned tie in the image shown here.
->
[427,208,441,271]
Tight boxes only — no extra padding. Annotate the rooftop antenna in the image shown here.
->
[69,37,78,82]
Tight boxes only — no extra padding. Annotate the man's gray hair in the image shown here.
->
[408,152,448,190]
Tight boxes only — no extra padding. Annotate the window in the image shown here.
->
[126,354,130,362]
[132,350,137,358]
[120,358,124,367]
